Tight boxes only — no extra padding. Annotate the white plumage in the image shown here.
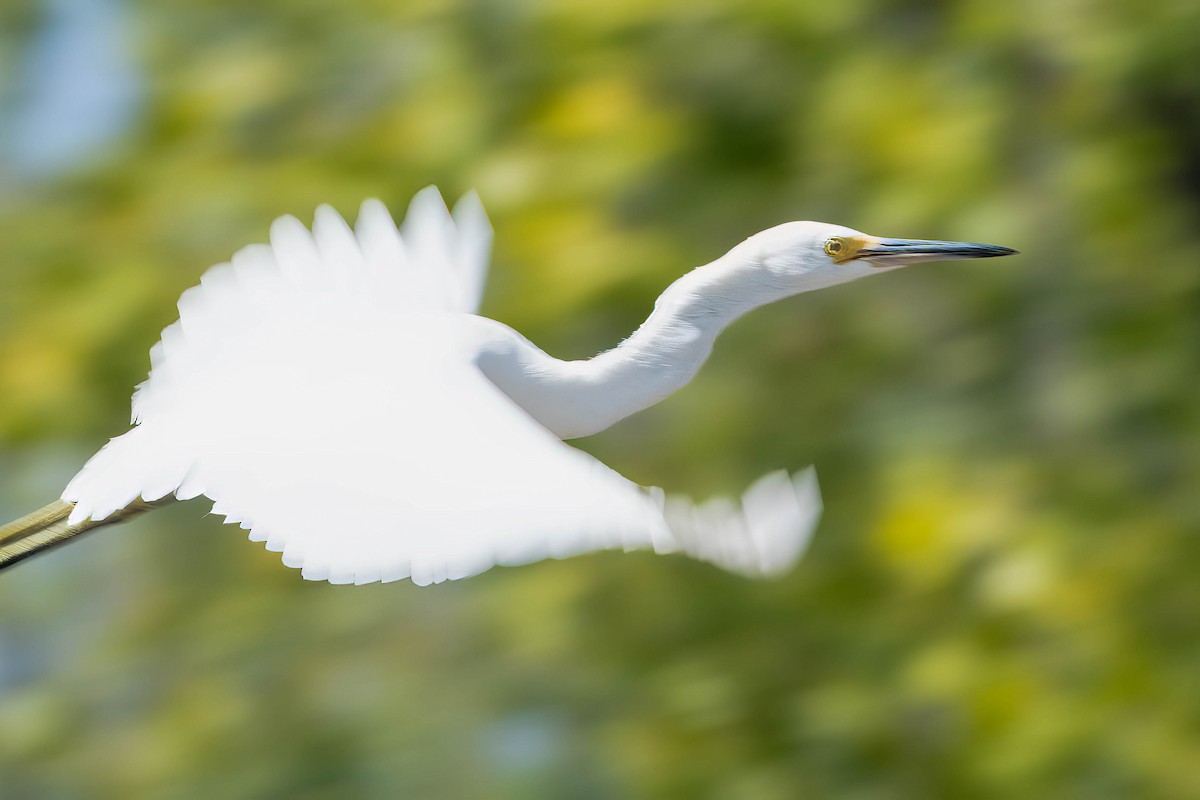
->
[35,187,1013,585]
[60,188,826,584]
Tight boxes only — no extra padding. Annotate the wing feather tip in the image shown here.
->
[743,466,823,578]
[269,213,307,241]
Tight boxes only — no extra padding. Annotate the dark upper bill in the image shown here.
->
[851,236,1018,267]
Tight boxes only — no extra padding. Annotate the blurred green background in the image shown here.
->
[2,0,1200,797]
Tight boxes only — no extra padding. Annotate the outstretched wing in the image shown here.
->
[67,333,818,585]
[64,193,820,584]
[130,187,490,425]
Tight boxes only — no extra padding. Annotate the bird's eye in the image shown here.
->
[824,238,845,258]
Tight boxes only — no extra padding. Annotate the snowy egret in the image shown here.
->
[0,188,1015,584]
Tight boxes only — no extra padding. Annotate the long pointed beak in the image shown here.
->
[854,237,1017,267]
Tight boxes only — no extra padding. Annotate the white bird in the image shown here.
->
[0,188,1015,585]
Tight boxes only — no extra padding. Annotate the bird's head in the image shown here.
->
[731,221,1017,295]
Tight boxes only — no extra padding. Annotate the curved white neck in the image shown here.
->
[477,253,788,439]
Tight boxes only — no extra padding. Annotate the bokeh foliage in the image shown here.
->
[2,0,1200,797]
